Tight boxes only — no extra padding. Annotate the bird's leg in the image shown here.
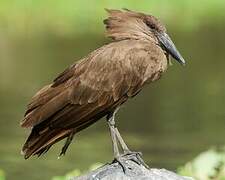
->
[114,127,130,153]
[107,108,130,155]
[107,110,128,172]
[107,113,120,158]
[107,110,149,170]
[59,130,75,157]
[114,127,149,168]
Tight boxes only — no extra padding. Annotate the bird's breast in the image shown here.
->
[143,51,168,84]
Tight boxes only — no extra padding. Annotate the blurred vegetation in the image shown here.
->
[0,169,5,180]
[178,148,225,180]
[0,0,225,37]
[51,163,103,180]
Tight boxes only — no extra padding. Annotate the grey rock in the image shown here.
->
[72,157,194,180]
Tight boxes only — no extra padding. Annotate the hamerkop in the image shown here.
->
[21,9,185,165]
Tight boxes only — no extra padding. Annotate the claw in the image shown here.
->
[122,151,149,169]
[112,157,127,173]
[111,151,149,174]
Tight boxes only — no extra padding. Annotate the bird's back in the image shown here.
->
[21,39,167,158]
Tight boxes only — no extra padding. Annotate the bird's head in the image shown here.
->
[104,9,185,65]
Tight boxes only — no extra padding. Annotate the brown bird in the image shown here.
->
[21,9,185,165]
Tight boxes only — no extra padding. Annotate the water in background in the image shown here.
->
[0,23,225,180]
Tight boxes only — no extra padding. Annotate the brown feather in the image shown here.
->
[21,9,168,158]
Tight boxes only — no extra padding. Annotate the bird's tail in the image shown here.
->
[22,127,74,159]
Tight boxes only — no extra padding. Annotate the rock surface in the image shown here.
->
[72,156,194,180]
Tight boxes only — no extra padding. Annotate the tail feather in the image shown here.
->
[22,128,72,159]
[21,94,127,159]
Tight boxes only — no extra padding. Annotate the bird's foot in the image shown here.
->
[112,156,128,173]
[112,151,149,173]
[121,151,149,169]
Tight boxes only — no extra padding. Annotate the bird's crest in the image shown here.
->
[104,9,166,41]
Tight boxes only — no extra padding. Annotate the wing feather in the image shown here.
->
[21,39,165,158]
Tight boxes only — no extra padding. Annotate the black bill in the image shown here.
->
[157,32,186,65]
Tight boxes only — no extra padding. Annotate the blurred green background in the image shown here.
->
[0,0,225,179]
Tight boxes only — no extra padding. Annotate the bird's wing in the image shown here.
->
[21,40,162,129]
[21,40,165,158]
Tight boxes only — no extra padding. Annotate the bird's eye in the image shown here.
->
[149,24,156,30]
[145,21,156,30]
[149,24,156,29]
